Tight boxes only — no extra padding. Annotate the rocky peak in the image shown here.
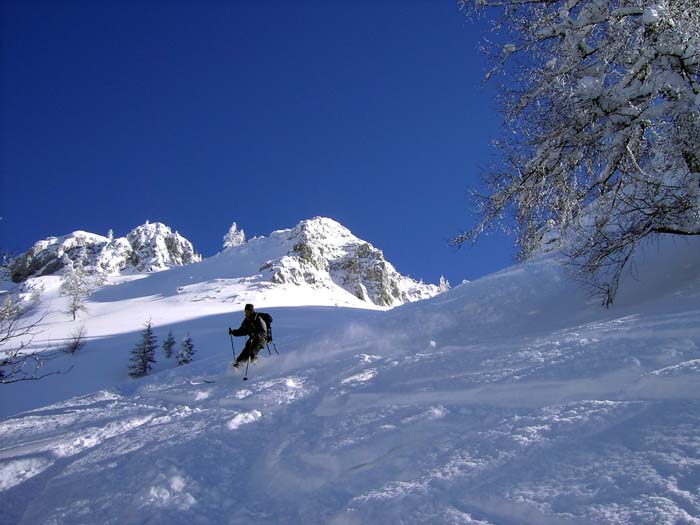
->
[262,217,439,307]
[9,222,201,282]
[126,222,200,272]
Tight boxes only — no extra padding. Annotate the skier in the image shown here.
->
[228,304,268,368]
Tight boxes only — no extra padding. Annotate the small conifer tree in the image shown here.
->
[129,319,158,378]
[162,329,176,359]
[176,334,195,366]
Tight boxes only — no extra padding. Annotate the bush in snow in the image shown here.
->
[455,0,700,305]
[64,325,87,355]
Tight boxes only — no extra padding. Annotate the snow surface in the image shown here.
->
[1,235,699,524]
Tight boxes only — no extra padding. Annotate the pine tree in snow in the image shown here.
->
[176,334,195,366]
[162,329,176,359]
[129,320,158,378]
[223,222,246,249]
[455,0,700,305]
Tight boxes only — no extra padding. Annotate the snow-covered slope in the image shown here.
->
[8,222,201,282]
[1,236,699,524]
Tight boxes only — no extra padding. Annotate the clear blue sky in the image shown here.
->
[1,0,515,285]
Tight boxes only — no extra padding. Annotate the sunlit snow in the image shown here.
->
[1,232,699,524]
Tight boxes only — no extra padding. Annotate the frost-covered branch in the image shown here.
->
[0,293,72,384]
[456,0,700,305]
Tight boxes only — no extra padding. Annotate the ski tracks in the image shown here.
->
[0,370,317,524]
[3,301,699,525]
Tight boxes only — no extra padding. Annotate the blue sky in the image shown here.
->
[1,0,514,285]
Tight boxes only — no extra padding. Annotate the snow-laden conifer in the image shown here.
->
[439,275,451,293]
[223,222,246,249]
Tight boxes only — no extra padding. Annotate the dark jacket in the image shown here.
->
[232,314,267,343]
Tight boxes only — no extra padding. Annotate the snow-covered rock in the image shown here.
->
[258,217,439,306]
[9,231,107,282]
[9,222,201,282]
[125,222,201,273]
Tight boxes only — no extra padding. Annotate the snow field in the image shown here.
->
[1,236,699,523]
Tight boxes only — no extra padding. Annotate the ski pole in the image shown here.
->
[243,354,251,381]
[229,333,236,360]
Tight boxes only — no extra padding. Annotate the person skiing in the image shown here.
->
[228,304,268,368]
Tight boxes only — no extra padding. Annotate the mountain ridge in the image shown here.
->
[9,221,201,282]
[9,217,441,309]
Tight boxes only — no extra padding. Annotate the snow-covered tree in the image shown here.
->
[223,222,246,249]
[439,275,451,293]
[176,334,195,366]
[162,329,176,359]
[59,258,91,320]
[455,0,700,305]
[129,320,158,378]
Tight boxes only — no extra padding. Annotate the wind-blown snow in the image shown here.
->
[1,235,699,524]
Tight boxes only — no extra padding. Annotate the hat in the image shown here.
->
[244,304,255,312]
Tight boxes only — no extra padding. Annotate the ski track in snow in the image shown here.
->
[2,240,700,524]
[3,308,700,525]
[6,310,700,524]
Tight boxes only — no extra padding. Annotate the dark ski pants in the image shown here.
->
[236,337,264,365]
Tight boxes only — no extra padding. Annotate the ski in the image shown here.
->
[188,379,216,385]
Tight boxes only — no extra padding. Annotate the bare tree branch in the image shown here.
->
[455,0,700,305]
[0,292,73,384]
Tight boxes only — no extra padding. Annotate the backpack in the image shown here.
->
[257,312,273,342]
